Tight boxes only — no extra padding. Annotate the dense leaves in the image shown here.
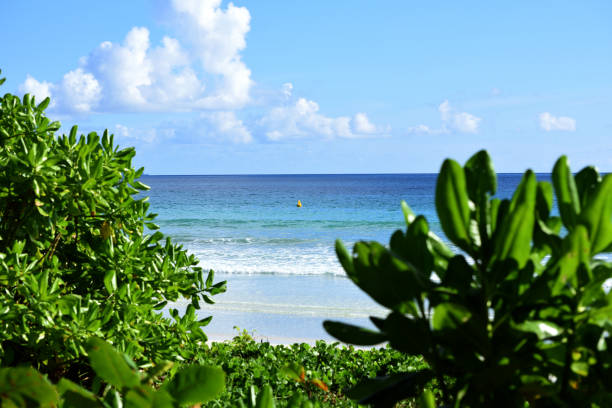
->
[0,338,225,408]
[0,71,226,380]
[197,332,431,407]
[327,150,612,407]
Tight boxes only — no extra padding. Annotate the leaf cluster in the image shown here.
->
[0,337,225,407]
[197,333,429,407]
[326,150,612,407]
[0,71,226,380]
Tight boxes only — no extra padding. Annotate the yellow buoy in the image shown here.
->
[297,200,302,207]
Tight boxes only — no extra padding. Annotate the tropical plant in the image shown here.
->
[0,69,226,381]
[325,150,612,407]
[0,337,225,407]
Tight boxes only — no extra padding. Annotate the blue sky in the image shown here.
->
[2,0,611,174]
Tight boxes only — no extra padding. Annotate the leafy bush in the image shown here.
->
[0,70,226,381]
[198,332,428,407]
[325,150,612,407]
[0,337,225,407]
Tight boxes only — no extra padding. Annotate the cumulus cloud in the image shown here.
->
[439,100,481,133]
[20,75,55,107]
[170,0,252,108]
[539,112,576,132]
[19,0,250,113]
[408,100,481,135]
[258,97,389,140]
[201,111,252,143]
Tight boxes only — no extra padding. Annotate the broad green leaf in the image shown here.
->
[125,387,174,408]
[491,170,537,268]
[323,321,387,345]
[348,241,425,314]
[464,149,497,201]
[0,367,59,407]
[435,159,474,252]
[255,385,275,408]
[577,174,612,254]
[432,302,472,330]
[163,365,225,405]
[86,337,140,389]
[280,363,305,383]
[104,270,117,294]
[347,371,433,407]
[552,225,591,294]
[418,390,436,408]
[57,378,102,408]
[552,156,580,229]
[575,166,601,208]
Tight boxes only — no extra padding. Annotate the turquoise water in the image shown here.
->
[142,173,538,340]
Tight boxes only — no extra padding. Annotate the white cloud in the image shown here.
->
[201,111,252,143]
[409,100,481,135]
[19,0,251,113]
[439,100,481,133]
[259,97,389,140]
[113,123,166,143]
[407,124,436,134]
[539,112,576,132]
[353,113,377,134]
[20,75,55,107]
[282,83,293,99]
[60,68,102,112]
[171,0,252,109]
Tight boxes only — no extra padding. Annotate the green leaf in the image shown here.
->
[323,321,387,345]
[491,170,537,268]
[577,174,612,254]
[104,270,117,294]
[0,367,59,407]
[348,241,425,314]
[435,159,474,252]
[432,302,472,330]
[418,389,436,408]
[86,337,140,389]
[575,166,601,208]
[552,224,591,293]
[552,155,580,229]
[255,385,275,408]
[280,363,305,382]
[347,371,433,407]
[163,365,225,405]
[57,378,102,408]
[464,149,497,201]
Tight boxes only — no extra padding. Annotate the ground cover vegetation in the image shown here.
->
[2,69,612,407]
[325,150,612,406]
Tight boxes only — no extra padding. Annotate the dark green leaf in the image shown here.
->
[323,321,386,345]
[86,337,140,389]
[552,155,580,229]
[163,365,225,405]
[435,159,474,252]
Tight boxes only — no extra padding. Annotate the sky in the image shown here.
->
[1,0,611,174]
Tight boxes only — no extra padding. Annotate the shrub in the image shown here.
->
[325,150,612,407]
[0,70,226,381]
[0,338,225,407]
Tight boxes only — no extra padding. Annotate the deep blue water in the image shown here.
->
[142,173,549,340]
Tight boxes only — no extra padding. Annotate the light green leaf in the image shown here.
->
[86,338,140,389]
[163,365,225,405]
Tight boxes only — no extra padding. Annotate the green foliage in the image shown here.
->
[0,338,225,407]
[197,333,429,407]
[0,73,226,379]
[325,150,612,407]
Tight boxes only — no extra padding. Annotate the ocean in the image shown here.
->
[142,173,542,342]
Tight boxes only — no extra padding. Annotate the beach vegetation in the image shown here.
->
[325,150,612,406]
[0,69,226,383]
